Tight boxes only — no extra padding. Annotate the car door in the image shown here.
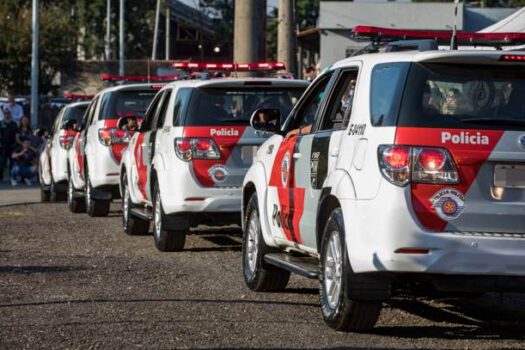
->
[78,96,99,180]
[49,109,64,177]
[266,72,336,247]
[132,90,166,202]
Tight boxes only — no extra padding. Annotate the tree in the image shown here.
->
[0,2,77,95]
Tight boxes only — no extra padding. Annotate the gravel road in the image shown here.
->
[1,202,525,349]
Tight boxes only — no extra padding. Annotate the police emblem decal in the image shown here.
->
[430,188,465,221]
[208,164,229,183]
[281,151,290,187]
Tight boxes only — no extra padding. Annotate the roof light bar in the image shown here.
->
[171,61,286,72]
[100,75,179,82]
[352,26,525,46]
[64,92,94,100]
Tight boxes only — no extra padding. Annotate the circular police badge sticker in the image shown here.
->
[208,164,229,183]
[281,151,290,187]
[430,188,465,221]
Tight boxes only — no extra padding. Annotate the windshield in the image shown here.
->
[181,87,305,126]
[101,90,157,120]
[398,63,525,130]
[61,105,88,128]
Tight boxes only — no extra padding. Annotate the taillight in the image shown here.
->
[98,128,130,146]
[174,138,220,161]
[59,135,75,150]
[378,145,459,187]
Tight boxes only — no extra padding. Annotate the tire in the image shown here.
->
[153,183,185,251]
[320,208,382,332]
[122,174,149,235]
[242,193,290,292]
[67,172,85,213]
[50,178,66,202]
[40,186,50,202]
[85,170,110,217]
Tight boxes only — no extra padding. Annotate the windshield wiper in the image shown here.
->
[461,118,525,127]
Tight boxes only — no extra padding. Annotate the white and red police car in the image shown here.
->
[241,27,525,332]
[39,101,90,202]
[119,62,308,251]
[67,77,166,215]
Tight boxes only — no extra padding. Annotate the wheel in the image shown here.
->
[67,173,85,213]
[153,183,185,251]
[320,208,382,332]
[122,174,149,235]
[85,170,110,217]
[40,186,50,202]
[242,193,290,292]
[50,178,66,202]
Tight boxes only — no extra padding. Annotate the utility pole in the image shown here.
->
[152,0,161,60]
[234,0,266,74]
[119,0,125,76]
[165,5,171,61]
[30,0,39,128]
[277,0,297,75]
[106,0,111,60]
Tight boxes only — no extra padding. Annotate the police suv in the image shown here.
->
[40,101,89,202]
[119,62,308,251]
[67,78,160,215]
[241,27,525,332]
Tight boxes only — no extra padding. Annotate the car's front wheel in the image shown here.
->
[152,183,185,251]
[122,174,149,235]
[242,192,290,292]
[320,207,382,332]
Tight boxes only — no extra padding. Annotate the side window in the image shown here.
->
[52,110,63,134]
[290,73,333,131]
[370,63,409,127]
[84,97,99,129]
[320,70,359,131]
[172,88,192,126]
[155,90,172,129]
[141,91,164,131]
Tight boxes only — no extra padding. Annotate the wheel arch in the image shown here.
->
[316,191,341,253]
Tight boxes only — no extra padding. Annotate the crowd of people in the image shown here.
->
[0,95,47,186]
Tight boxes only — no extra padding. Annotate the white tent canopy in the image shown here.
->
[479,7,525,33]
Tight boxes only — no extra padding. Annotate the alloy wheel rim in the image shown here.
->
[86,176,91,208]
[324,230,343,310]
[154,193,161,240]
[245,211,259,276]
[123,183,129,226]
[68,178,73,204]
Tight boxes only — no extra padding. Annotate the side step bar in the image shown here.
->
[130,207,153,221]
[264,253,319,279]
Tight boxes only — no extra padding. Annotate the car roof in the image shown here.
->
[163,78,309,90]
[97,83,159,96]
[331,49,525,69]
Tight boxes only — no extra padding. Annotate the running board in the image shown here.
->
[264,253,319,279]
[130,207,153,221]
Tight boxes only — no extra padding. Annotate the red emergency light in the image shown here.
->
[64,92,94,101]
[171,61,286,72]
[100,75,180,82]
[500,54,525,62]
[352,26,525,46]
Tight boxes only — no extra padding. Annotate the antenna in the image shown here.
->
[147,59,151,83]
[450,0,459,50]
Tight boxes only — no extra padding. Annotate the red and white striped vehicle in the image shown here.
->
[119,62,308,251]
[40,101,89,202]
[67,79,162,216]
[242,28,525,332]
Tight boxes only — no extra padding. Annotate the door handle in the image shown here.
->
[293,153,302,160]
[330,148,339,157]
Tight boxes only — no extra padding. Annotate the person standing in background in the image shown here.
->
[4,95,25,124]
[0,109,19,178]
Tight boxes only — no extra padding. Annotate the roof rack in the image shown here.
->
[386,39,438,52]
[352,26,525,48]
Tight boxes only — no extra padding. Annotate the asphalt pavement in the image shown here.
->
[1,189,525,349]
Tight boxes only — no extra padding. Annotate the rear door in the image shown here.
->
[395,62,525,233]
[78,96,100,180]
[266,73,335,246]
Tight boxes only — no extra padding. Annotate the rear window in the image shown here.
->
[180,87,305,126]
[61,105,87,128]
[100,90,157,120]
[398,63,525,130]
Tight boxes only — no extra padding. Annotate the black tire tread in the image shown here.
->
[153,183,186,252]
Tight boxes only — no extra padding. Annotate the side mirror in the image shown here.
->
[249,108,281,134]
[117,116,139,132]
[62,119,77,131]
